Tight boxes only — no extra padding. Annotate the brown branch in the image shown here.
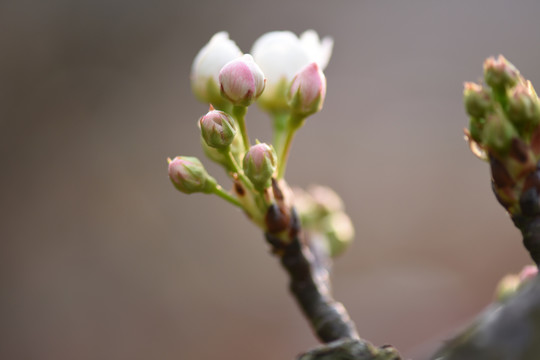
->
[265,207,401,359]
[265,208,359,342]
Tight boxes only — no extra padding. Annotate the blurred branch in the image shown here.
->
[431,274,540,360]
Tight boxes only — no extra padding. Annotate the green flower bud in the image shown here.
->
[168,156,216,194]
[482,110,518,155]
[469,117,485,143]
[507,81,540,128]
[243,143,277,191]
[463,82,492,119]
[483,55,520,89]
[199,107,237,149]
[323,212,354,257]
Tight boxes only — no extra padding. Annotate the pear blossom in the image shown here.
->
[219,54,266,107]
[191,32,243,105]
[199,107,237,149]
[243,143,277,190]
[251,30,333,111]
[288,62,327,116]
[168,156,215,194]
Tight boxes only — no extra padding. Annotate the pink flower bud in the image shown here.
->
[199,107,237,149]
[243,143,277,191]
[288,62,326,116]
[219,54,266,107]
[168,156,215,194]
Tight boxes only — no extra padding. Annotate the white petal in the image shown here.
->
[300,30,333,70]
[251,31,310,87]
[191,32,243,97]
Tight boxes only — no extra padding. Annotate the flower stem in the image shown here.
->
[277,113,306,179]
[233,105,250,152]
[272,111,290,157]
[221,149,254,190]
[212,185,242,207]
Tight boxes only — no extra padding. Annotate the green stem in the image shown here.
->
[233,105,249,152]
[277,113,306,179]
[212,185,242,207]
[222,150,254,190]
[272,111,290,157]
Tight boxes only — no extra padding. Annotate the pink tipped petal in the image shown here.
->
[219,54,265,107]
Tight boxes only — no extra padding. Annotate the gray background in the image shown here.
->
[2,1,539,359]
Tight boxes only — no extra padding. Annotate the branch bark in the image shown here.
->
[431,275,540,360]
[264,206,401,359]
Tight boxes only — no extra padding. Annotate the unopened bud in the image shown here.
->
[484,55,520,89]
[199,107,237,149]
[168,156,216,194]
[288,62,326,116]
[507,82,540,127]
[219,54,266,107]
[482,110,518,155]
[468,117,485,143]
[323,212,355,257]
[464,82,492,118]
[243,143,277,191]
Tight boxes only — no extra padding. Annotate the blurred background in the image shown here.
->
[2,1,540,359]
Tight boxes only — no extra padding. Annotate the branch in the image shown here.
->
[264,203,402,359]
[431,275,540,360]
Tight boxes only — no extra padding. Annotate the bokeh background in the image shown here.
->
[2,1,540,359]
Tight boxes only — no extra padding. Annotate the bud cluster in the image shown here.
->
[464,55,540,216]
[167,30,351,248]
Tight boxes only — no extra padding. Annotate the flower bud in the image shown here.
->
[483,55,520,89]
[219,54,266,107]
[199,107,237,149]
[201,129,243,169]
[468,116,485,143]
[288,62,326,116]
[323,212,354,257]
[168,156,216,194]
[482,110,518,155]
[191,32,243,106]
[507,81,540,127]
[463,82,492,119]
[243,143,277,191]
